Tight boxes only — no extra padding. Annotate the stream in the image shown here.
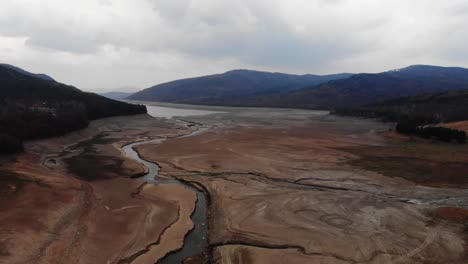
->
[122,125,208,263]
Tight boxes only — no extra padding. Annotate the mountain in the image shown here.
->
[0,65,146,119]
[258,65,468,109]
[0,64,146,154]
[0,63,56,82]
[127,69,353,105]
[100,92,133,100]
[335,89,468,143]
[337,89,468,124]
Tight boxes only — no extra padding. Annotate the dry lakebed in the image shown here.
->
[1,103,468,264]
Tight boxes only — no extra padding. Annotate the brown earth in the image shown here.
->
[136,111,468,264]
[130,184,196,264]
[429,207,468,224]
[345,143,468,188]
[0,114,199,264]
[212,245,350,264]
[2,106,468,264]
[440,121,468,133]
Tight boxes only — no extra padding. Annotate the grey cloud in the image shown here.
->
[151,0,191,23]
[98,0,112,6]
[1,0,468,90]
[25,30,99,54]
[0,6,102,53]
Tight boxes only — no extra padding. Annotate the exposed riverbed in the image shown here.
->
[122,109,210,263]
[4,103,468,264]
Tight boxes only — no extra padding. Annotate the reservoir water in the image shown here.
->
[146,105,224,118]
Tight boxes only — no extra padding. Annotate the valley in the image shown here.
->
[2,104,467,263]
[3,1,468,263]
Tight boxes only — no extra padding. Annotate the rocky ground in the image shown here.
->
[1,106,468,264]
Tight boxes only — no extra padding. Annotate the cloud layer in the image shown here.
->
[0,0,467,91]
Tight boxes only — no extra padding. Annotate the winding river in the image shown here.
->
[122,108,212,263]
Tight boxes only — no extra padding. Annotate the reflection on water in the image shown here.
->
[146,105,223,118]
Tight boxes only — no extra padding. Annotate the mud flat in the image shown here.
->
[0,114,201,263]
[2,105,468,264]
[136,107,468,264]
[122,125,209,264]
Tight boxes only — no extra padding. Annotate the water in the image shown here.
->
[121,126,208,263]
[146,105,223,118]
[121,138,164,184]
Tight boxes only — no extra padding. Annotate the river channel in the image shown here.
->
[122,105,214,263]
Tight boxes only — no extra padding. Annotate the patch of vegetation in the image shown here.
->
[0,65,147,154]
[256,65,468,109]
[0,134,23,154]
[336,90,468,143]
[396,122,466,143]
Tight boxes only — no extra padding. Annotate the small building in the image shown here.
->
[30,103,57,115]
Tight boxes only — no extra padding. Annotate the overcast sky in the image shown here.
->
[1,0,467,92]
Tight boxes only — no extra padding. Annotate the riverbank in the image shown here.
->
[0,114,202,263]
[122,121,210,263]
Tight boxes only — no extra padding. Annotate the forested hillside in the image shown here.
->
[257,65,468,109]
[0,65,146,154]
[128,69,352,105]
[336,90,468,142]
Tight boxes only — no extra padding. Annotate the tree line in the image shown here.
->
[0,99,146,154]
[335,93,468,144]
[396,122,466,143]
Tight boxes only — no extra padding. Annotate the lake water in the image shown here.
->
[146,105,224,118]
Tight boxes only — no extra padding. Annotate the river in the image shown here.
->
[122,104,212,263]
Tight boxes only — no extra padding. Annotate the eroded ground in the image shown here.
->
[0,114,199,264]
[1,106,468,264]
[136,108,468,264]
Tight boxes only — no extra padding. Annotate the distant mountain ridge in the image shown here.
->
[100,92,133,100]
[255,65,468,109]
[128,65,468,110]
[0,63,56,82]
[387,65,468,81]
[127,69,353,105]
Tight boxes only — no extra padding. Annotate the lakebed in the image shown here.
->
[1,103,468,263]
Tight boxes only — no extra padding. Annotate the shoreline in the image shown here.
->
[124,100,331,114]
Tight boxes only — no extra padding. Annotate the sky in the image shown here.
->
[1,0,467,92]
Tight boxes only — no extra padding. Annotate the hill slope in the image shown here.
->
[337,90,468,124]
[127,69,352,105]
[336,89,468,142]
[260,65,468,109]
[0,64,146,153]
[0,63,56,82]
